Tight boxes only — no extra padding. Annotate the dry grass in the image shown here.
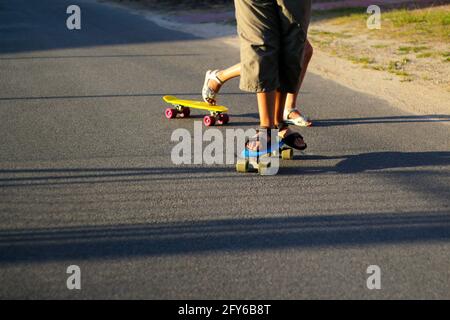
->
[309,5,450,89]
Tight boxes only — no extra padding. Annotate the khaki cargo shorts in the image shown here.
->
[235,0,311,93]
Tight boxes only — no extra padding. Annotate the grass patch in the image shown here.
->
[378,7,449,41]
[309,29,352,38]
[311,7,366,21]
[387,59,411,77]
[369,65,385,71]
[349,56,375,65]
[309,29,335,37]
[309,37,333,48]
[317,5,450,42]
[416,52,433,58]
[387,8,450,29]
[392,70,410,77]
[398,46,429,54]
[371,44,389,49]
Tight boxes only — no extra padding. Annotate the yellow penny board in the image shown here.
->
[163,95,228,113]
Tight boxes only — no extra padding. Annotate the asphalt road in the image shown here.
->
[0,0,449,299]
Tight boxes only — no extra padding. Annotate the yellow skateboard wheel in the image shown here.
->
[236,159,249,173]
[281,148,293,160]
[257,158,271,175]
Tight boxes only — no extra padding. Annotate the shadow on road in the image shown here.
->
[0,53,203,61]
[0,152,449,187]
[0,210,449,264]
[313,115,450,127]
[0,0,201,55]
[0,92,251,101]
[295,151,450,174]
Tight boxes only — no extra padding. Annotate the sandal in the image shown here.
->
[278,125,307,151]
[242,128,278,158]
[202,70,223,105]
[283,108,312,127]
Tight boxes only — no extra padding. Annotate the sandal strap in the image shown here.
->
[208,70,223,85]
[281,132,307,151]
[245,127,272,141]
[203,87,216,98]
[277,123,289,131]
[245,127,273,150]
[284,108,310,121]
[202,70,224,104]
[284,108,298,119]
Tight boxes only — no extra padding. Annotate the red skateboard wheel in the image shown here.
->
[203,115,215,126]
[217,113,229,125]
[165,108,177,119]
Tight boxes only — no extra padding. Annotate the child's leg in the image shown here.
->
[217,64,240,84]
[207,63,241,94]
[257,91,276,128]
[275,0,311,124]
[275,90,287,127]
[203,63,241,104]
[274,0,311,149]
[285,39,313,112]
[234,0,281,152]
[275,90,307,150]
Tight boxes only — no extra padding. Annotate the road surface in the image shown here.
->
[0,0,449,299]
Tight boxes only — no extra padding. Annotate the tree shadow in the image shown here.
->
[0,53,203,61]
[0,210,449,264]
[313,115,450,127]
[334,151,450,173]
[0,0,200,55]
[0,151,448,187]
[0,166,233,188]
[286,151,450,174]
[0,91,251,102]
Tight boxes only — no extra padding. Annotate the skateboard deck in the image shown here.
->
[163,95,229,126]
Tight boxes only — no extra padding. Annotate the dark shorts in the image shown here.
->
[235,0,311,93]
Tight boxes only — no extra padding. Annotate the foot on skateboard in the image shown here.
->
[236,142,294,175]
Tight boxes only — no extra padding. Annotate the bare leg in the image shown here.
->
[274,90,287,127]
[246,91,277,151]
[256,91,276,128]
[275,90,306,149]
[205,63,241,101]
[247,90,306,151]
[217,64,241,83]
[284,39,313,115]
